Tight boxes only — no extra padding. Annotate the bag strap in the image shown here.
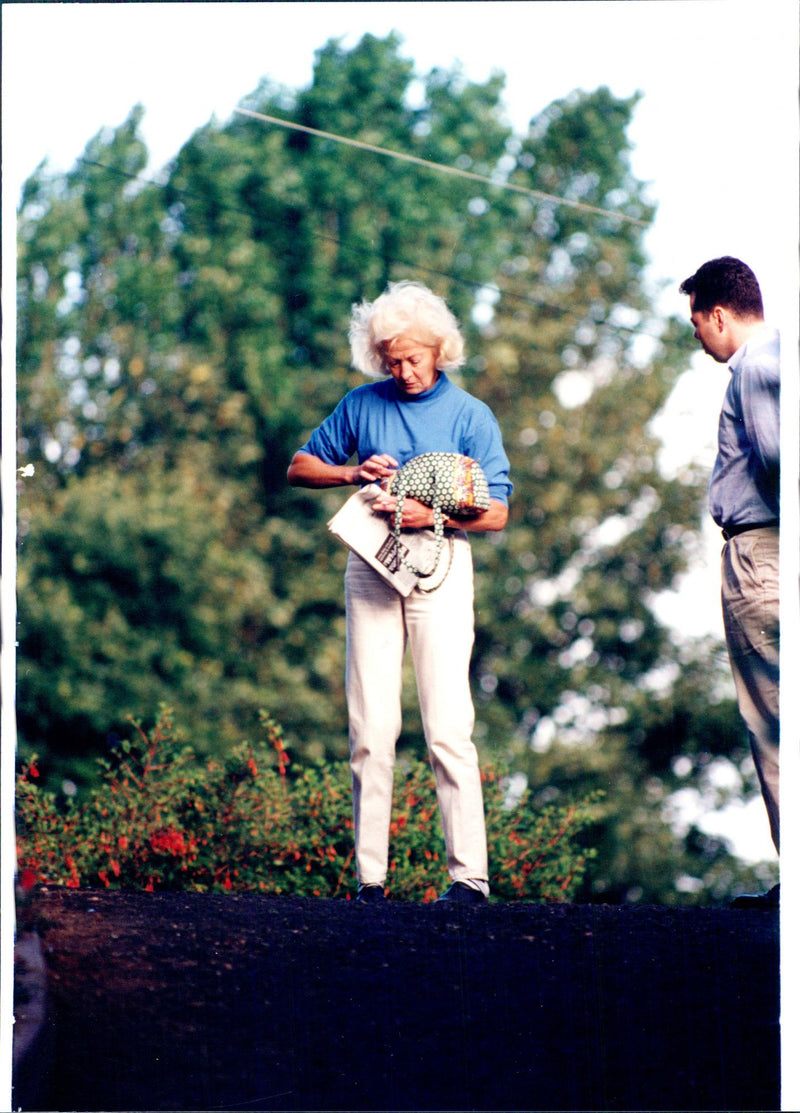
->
[392,467,446,581]
[414,534,454,593]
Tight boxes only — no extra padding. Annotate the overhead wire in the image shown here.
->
[233,107,651,229]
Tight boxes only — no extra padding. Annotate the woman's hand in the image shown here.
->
[355,454,399,484]
[287,451,398,489]
[372,494,509,533]
[371,493,435,529]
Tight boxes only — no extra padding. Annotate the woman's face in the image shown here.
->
[382,334,439,396]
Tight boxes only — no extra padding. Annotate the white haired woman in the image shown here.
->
[288,282,512,903]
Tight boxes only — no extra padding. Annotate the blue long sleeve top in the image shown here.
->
[708,327,780,529]
[299,372,513,505]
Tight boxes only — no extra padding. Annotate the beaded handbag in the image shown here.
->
[385,452,491,584]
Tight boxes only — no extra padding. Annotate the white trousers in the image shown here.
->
[344,537,488,887]
[721,527,780,852]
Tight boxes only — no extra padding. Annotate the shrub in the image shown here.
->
[16,709,599,901]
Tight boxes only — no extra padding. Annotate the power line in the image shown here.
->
[233,107,651,230]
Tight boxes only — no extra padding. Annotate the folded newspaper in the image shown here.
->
[327,483,449,595]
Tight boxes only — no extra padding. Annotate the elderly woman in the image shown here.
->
[288,281,512,903]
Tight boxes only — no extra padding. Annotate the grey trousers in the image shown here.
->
[344,539,489,887]
[721,527,780,852]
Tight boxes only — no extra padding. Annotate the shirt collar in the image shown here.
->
[391,370,449,402]
[728,325,777,372]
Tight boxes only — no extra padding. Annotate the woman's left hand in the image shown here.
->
[371,493,435,529]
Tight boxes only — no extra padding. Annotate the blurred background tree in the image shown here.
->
[15,33,774,903]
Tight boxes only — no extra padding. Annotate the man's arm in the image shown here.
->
[739,361,780,474]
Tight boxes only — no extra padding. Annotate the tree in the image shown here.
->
[15,35,770,903]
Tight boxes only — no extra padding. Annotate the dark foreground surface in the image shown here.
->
[15,889,779,1112]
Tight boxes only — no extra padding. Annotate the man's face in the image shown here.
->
[689,294,729,363]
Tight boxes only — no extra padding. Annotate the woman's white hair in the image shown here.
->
[349,281,466,377]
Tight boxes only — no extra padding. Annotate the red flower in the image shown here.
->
[18,867,38,890]
[149,827,191,856]
[65,855,80,888]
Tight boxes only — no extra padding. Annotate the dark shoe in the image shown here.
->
[356,884,385,903]
[731,883,779,910]
[437,881,487,905]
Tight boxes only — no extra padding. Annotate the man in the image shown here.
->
[680,257,780,909]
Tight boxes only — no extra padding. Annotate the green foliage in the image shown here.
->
[15,460,330,783]
[16,709,597,902]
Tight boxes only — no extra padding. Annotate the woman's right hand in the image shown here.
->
[288,451,397,489]
[353,454,398,484]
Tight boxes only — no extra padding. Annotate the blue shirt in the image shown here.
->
[708,327,780,528]
[300,372,512,504]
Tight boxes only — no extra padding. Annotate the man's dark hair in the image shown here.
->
[679,256,764,318]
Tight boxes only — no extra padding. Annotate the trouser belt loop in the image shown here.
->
[721,520,779,541]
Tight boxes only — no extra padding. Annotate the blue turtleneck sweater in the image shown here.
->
[299,372,512,505]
